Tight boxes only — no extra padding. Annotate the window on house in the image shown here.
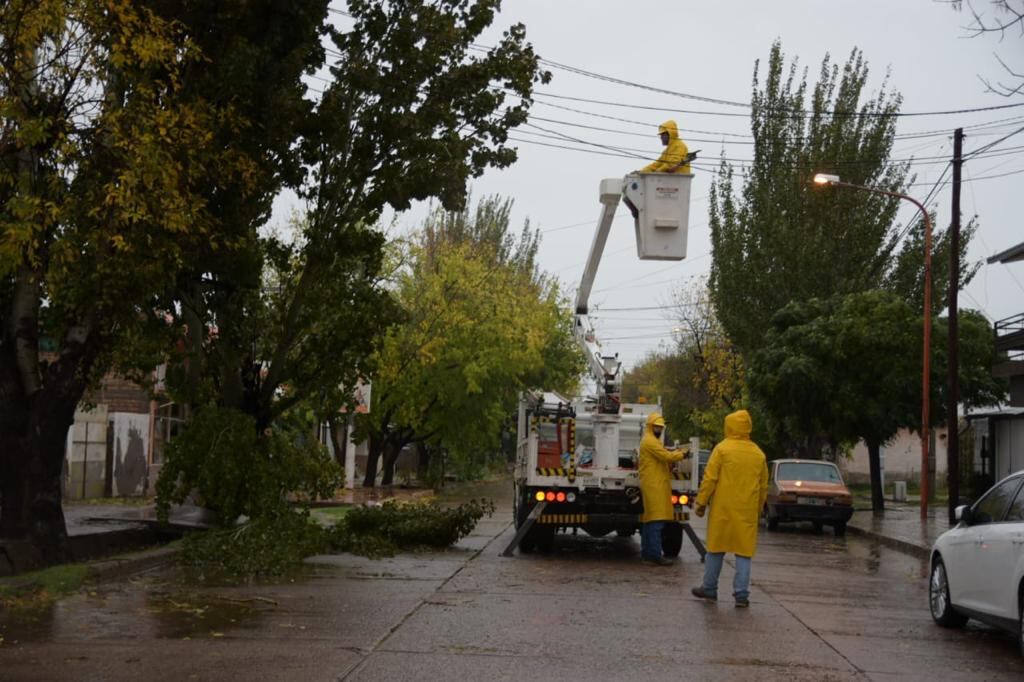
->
[152,402,186,465]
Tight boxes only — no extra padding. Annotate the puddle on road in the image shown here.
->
[0,563,331,646]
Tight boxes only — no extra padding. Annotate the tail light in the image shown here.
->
[534,490,577,503]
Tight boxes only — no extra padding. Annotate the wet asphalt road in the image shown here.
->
[1,479,1022,681]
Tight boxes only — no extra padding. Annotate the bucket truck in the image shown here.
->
[503,172,707,558]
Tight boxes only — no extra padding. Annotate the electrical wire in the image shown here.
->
[964,124,1024,159]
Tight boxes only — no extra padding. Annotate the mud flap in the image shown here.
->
[501,501,548,557]
[683,523,707,562]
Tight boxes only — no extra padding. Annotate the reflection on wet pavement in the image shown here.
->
[0,478,1020,682]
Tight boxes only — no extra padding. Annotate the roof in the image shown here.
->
[965,406,1024,420]
[987,240,1024,265]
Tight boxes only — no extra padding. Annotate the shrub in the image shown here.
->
[155,406,341,524]
[180,510,327,577]
[178,499,496,576]
[331,498,495,554]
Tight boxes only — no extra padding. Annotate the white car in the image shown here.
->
[929,470,1024,656]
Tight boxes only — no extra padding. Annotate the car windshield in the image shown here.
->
[777,462,841,483]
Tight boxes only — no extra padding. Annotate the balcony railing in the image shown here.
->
[995,312,1024,361]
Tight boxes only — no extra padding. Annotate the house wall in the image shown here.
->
[64,371,155,499]
[994,417,1024,480]
[840,427,948,486]
[110,412,151,496]
[65,407,109,500]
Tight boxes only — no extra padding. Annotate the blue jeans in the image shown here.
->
[701,552,752,600]
[641,521,665,560]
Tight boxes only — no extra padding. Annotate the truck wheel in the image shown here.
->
[833,521,847,537]
[535,526,555,553]
[515,485,530,529]
[662,522,683,558]
[616,527,636,538]
[515,486,538,553]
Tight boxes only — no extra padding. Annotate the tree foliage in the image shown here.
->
[621,278,747,447]
[0,0,228,562]
[157,1,550,502]
[709,41,975,353]
[748,290,1006,507]
[359,195,583,485]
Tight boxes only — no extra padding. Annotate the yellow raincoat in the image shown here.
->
[639,413,685,523]
[695,410,768,557]
[640,120,690,174]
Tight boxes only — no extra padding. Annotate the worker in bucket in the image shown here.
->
[638,413,686,565]
[639,120,691,174]
[691,409,768,607]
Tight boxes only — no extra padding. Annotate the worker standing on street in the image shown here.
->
[691,409,768,607]
[639,413,685,565]
[639,120,691,174]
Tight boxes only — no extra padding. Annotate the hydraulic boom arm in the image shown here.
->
[573,179,626,412]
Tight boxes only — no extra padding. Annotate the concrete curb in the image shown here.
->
[85,543,181,583]
[845,523,931,560]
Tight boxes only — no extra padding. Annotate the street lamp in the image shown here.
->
[812,173,934,521]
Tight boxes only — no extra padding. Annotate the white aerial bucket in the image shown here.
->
[622,172,692,261]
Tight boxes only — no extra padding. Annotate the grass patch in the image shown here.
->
[311,506,352,524]
[0,563,89,607]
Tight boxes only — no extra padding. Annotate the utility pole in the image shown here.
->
[947,127,964,526]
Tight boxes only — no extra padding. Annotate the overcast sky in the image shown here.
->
[287,1,1024,370]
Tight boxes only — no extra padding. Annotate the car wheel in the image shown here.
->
[833,521,847,537]
[662,522,683,558]
[929,556,968,628]
[812,521,824,533]
[765,506,779,530]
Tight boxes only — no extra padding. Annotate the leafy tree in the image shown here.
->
[159,0,550,481]
[749,291,1005,511]
[621,279,747,447]
[672,279,747,444]
[621,350,698,437]
[359,196,582,486]
[708,41,963,353]
[0,0,223,563]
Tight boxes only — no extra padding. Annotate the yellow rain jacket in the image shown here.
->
[640,120,690,174]
[695,410,768,557]
[639,413,685,523]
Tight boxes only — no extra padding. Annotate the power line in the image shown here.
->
[514,125,1024,169]
[533,55,751,109]
[964,124,1024,158]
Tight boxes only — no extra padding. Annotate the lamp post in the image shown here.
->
[812,173,933,521]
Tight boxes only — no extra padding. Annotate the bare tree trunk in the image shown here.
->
[380,439,401,486]
[362,431,383,487]
[327,414,347,468]
[866,437,885,514]
[0,330,96,565]
[416,441,430,482]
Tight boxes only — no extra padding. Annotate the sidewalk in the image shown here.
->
[846,502,952,559]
